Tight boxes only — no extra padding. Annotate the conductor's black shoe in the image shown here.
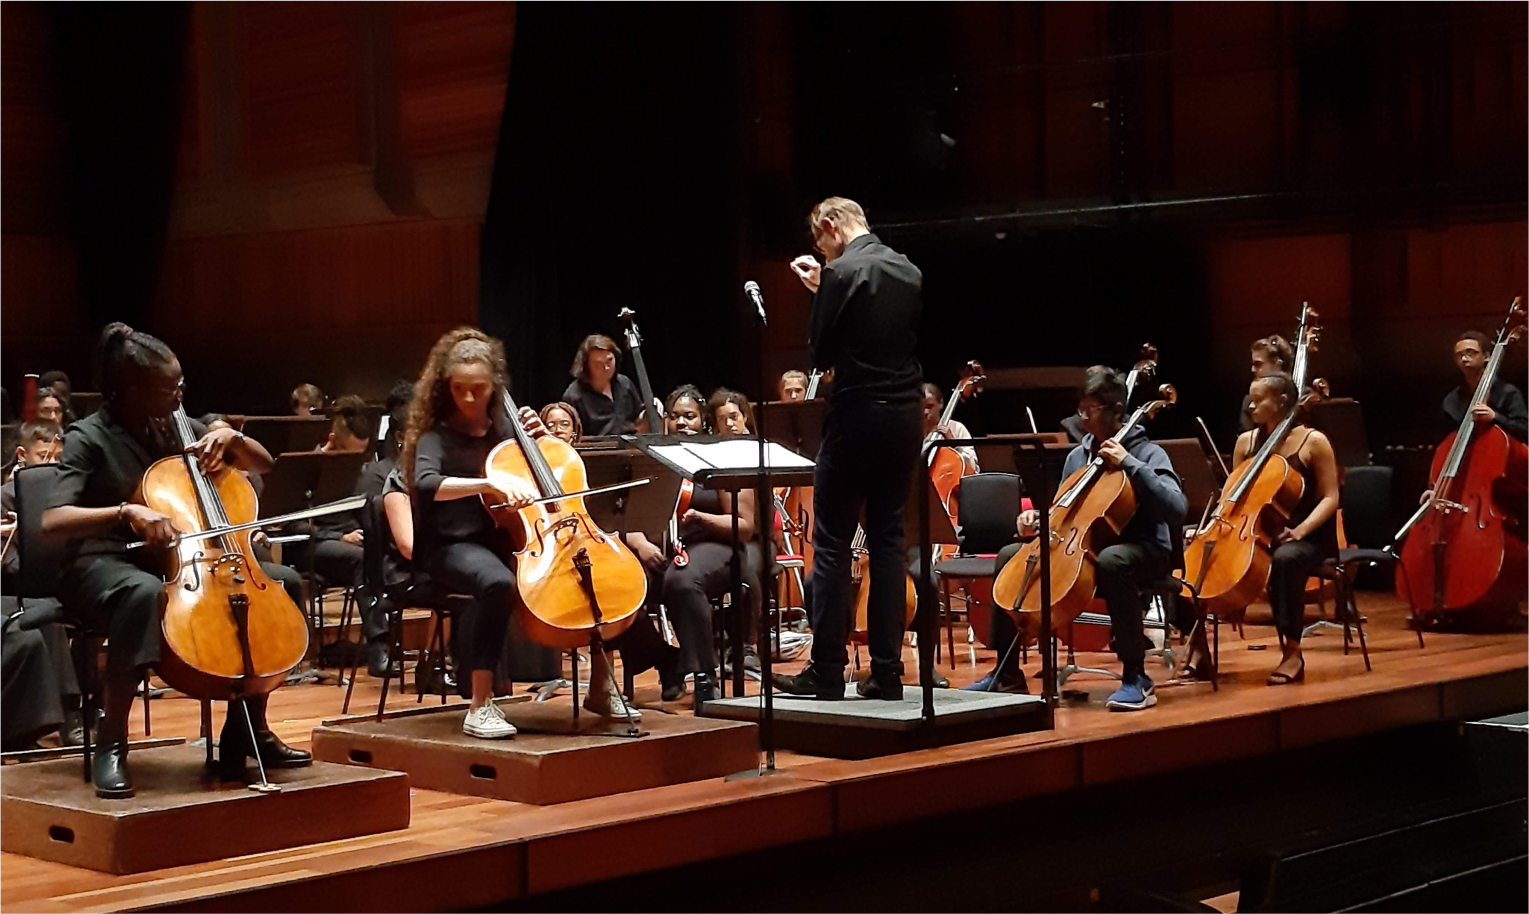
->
[92,741,135,799]
[894,660,947,689]
[771,663,844,700]
[855,672,904,701]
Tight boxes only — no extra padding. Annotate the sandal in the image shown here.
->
[1266,659,1305,686]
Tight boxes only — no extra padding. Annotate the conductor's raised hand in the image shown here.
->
[790,255,821,293]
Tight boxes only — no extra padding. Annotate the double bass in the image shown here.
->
[928,361,986,562]
[1394,297,1527,623]
[149,408,312,702]
[993,385,1179,634]
[1180,306,1323,621]
[483,390,647,649]
[619,307,665,435]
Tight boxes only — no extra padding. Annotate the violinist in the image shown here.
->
[779,371,808,403]
[1238,372,1341,686]
[776,196,925,702]
[41,324,310,798]
[1441,330,1527,444]
[563,334,643,437]
[539,402,583,445]
[404,329,634,738]
[995,367,1188,710]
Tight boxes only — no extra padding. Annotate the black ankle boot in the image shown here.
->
[246,696,311,767]
[59,708,86,748]
[855,669,904,700]
[658,647,685,702]
[92,740,134,799]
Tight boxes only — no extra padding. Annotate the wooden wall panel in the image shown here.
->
[240,3,362,176]
[396,2,517,162]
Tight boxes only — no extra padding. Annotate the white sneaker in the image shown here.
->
[584,683,642,722]
[463,702,517,739]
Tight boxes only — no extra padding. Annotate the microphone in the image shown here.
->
[744,280,768,325]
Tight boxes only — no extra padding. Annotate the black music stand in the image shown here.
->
[578,447,683,543]
[759,398,829,460]
[1154,438,1222,530]
[918,437,1058,727]
[1307,398,1371,468]
[239,416,331,457]
[972,433,1070,476]
[625,433,815,770]
[260,450,367,683]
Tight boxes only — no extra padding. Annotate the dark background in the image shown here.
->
[3,1,1524,451]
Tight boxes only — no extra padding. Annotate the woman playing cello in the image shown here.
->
[1233,372,1341,685]
[42,324,310,798]
[403,329,636,738]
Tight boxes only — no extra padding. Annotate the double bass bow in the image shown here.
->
[993,384,1179,633]
[1393,297,1527,623]
[483,390,647,649]
[1179,306,1324,621]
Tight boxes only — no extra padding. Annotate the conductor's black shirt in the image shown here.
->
[808,233,923,405]
[1443,380,1529,444]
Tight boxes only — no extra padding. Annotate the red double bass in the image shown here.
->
[1394,297,1527,624]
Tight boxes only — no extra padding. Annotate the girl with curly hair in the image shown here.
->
[403,328,640,736]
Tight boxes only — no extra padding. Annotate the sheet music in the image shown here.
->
[650,439,813,474]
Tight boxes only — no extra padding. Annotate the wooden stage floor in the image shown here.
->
[3,595,1524,913]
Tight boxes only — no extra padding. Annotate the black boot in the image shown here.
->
[771,663,844,700]
[92,740,134,799]
[246,695,311,768]
[658,647,685,703]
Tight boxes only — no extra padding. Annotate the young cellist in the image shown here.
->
[1236,371,1341,685]
[42,323,310,798]
[970,367,1190,710]
[403,328,640,737]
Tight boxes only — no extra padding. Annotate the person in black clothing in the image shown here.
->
[707,388,754,436]
[1440,330,1528,443]
[968,368,1192,707]
[773,197,925,701]
[41,323,311,799]
[562,334,643,437]
[404,328,633,738]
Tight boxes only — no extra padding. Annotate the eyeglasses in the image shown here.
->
[1076,403,1106,420]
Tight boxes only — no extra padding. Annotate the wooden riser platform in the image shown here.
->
[311,699,759,804]
[1,596,1523,912]
[0,746,409,875]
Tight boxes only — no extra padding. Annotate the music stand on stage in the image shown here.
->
[238,416,331,457]
[626,433,815,772]
[578,447,684,543]
[259,450,368,683]
[1307,398,1371,467]
[759,399,828,461]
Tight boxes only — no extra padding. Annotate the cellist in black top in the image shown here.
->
[42,324,310,799]
[774,197,924,701]
[1441,330,1528,444]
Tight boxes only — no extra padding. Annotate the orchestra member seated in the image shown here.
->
[39,370,72,403]
[405,328,633,737]
[1,420,82,750]
[563,334,643,436]
[708,388,754,436]
[539,402,583,445]
[779,370,808,402]
[1239,335,1295,432]
[35,389,70,427]
[971,367,1189,709]
[1241,372,1340,687]
[920,381,977,473]
[42,323,309,798]
[1441,330,1528,444]
[665,385,708,434]
[291,383,325,417]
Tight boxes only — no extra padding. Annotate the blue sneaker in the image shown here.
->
[1105,673,1156,711]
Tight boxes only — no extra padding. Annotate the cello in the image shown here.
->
[993,385,1179,634]
[928,361,986,562]
[149,407,312,703]
[1180,308,1323,621]
[848,524,919,644]
[1394,297,1527,623]
[483,390,647,649]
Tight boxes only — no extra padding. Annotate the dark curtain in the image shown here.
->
[54,3,190,365]
[479,4,750,411]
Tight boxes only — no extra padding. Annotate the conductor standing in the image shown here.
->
[773,197,923,701]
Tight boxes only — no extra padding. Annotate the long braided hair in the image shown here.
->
[401,328,509,492]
